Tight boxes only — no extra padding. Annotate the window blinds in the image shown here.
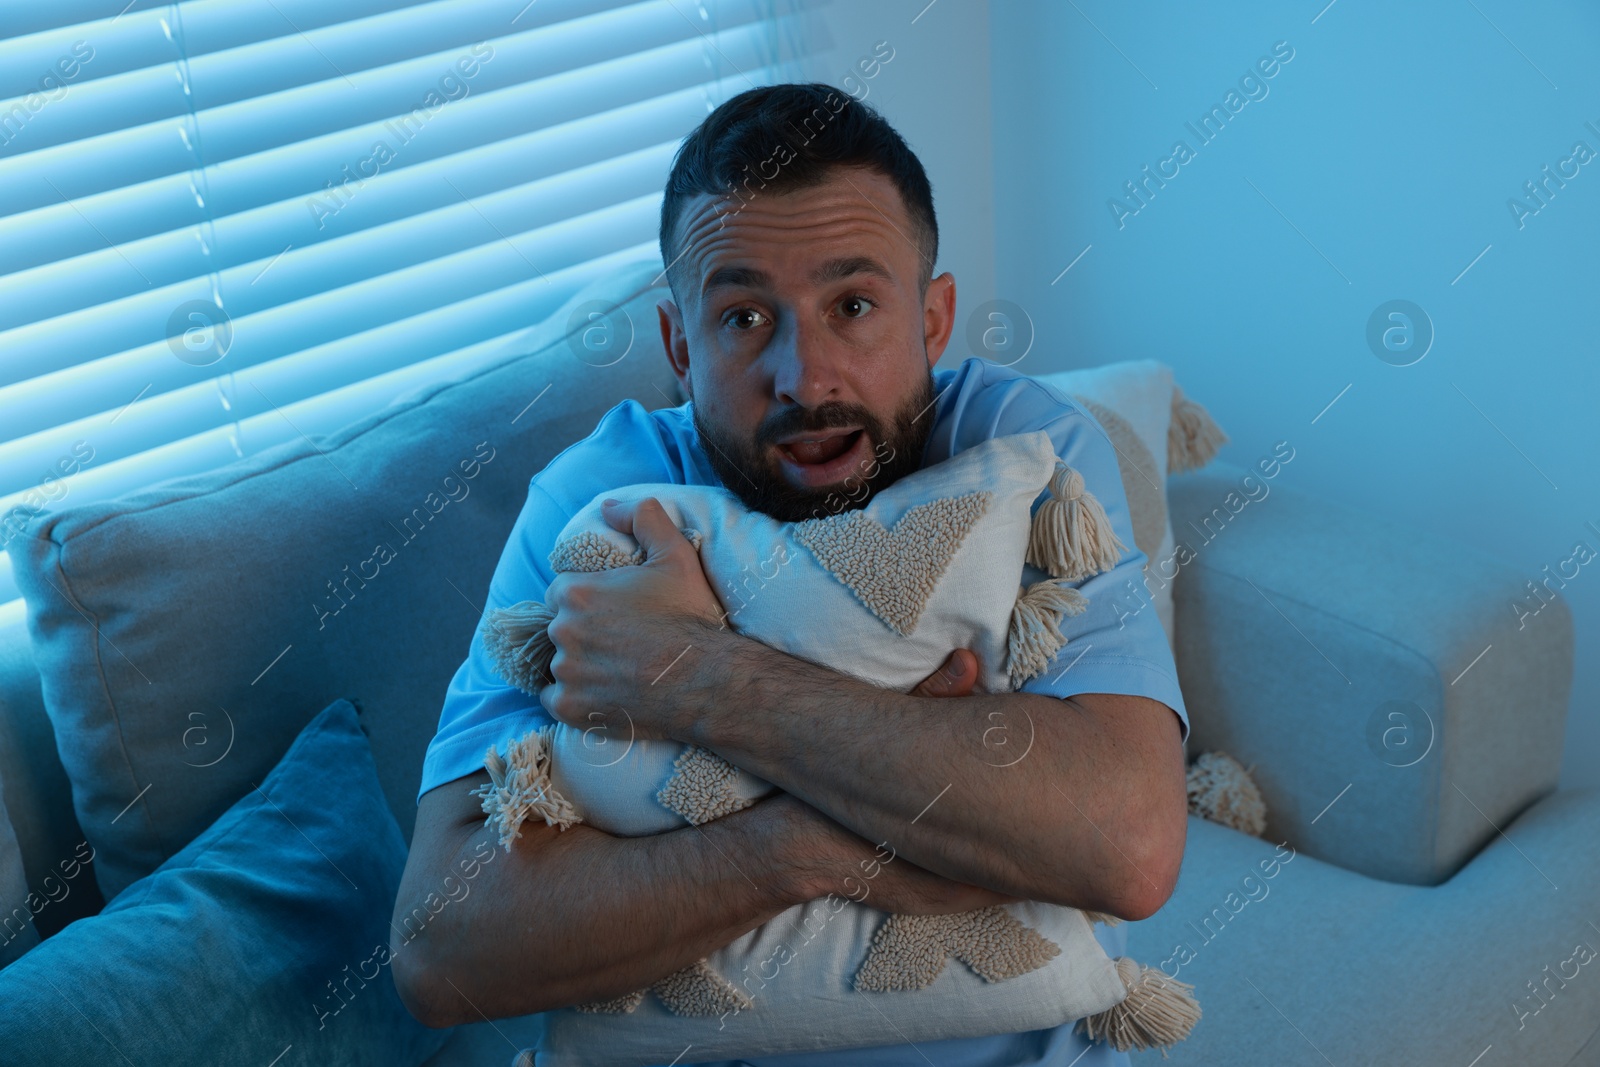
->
[0,0,822,608]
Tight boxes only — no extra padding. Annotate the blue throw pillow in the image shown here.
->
[0,698,449,1066]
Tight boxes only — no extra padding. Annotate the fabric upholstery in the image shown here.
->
[0,768,39,967]
[10,258,683,900]
[1168,461,1572,885]
[0,698,448,1066]
[0,606,101,941]
[1125,790,1600,1065]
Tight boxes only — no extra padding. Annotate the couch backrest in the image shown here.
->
[11,256,681,900]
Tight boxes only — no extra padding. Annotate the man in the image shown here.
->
[393,83,1189,1066]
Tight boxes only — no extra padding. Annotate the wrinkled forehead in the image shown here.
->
[670,172,922,309]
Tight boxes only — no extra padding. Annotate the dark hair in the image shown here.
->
[658,82,938,300]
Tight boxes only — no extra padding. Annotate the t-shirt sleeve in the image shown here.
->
[416,478,568,804]
[1002,381,1190,741]
[417,400,688,804]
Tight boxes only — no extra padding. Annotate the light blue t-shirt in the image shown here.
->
[420,356,1190,1067]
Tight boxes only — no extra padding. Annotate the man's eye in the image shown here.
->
[725,308,768,330]
[838,295,875,319]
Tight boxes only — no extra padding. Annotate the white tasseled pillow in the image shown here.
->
[1032,360,1228,656]
[473,430,1199,1066]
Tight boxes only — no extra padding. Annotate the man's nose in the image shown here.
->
[768,313,843,409]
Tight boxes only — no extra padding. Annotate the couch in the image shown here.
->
[1,253,1595,1065]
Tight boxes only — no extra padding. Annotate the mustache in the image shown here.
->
[757,402,879,447]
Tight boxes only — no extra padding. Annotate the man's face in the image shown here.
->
[658,164,956,523]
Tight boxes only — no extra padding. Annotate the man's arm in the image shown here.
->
[391,661,1017,1029]
[538,495,1189,922]
[678,629,1188,920]
[391,769,804,1028]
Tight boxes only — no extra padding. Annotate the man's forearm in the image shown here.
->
[397,788,804,1026]
[677,628,1185,917]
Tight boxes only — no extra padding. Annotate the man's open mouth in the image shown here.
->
[774,427,871,487]
[779,428,862,465]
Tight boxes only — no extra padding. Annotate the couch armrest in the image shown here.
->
[1167,462,1572,885]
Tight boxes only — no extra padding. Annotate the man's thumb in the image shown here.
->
[916,648,977,698]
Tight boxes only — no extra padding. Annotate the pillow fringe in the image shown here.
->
[1186,751,1268,837]
[1026,462,1127,581]
[481,601,557,694]
[1167,385,1229,474]
[1078,956,1202,1053]
[1006,578,1089,687]
[472,723,582,849]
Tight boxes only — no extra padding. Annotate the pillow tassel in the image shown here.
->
[472,723,582,850]
[1079,956,1201,1052]
[1167,386,1229,474]
[1186,751,1268,836]
[1026,462,1127,581]
[481,601,557,694]
[1006,579,1089,687]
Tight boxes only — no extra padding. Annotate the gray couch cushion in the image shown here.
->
[12,256,680,900]
[1125,791,1600,1065]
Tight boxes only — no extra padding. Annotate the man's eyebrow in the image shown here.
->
[701,256,893,296]
[810,256,893,286]
[702,265,770,295]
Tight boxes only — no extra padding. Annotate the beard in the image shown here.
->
[691,369,938,524]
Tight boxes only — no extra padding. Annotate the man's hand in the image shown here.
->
[540,487,982,742]
[539,496,727,740]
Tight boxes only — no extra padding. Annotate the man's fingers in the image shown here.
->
[911,648,978,698]
[601,496,689,563]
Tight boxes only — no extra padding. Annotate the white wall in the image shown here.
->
[795,0,998,370]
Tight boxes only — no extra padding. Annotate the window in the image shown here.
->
[0,0,820,610]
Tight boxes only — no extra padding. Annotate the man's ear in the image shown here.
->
[658,297,692,400]
[922,271,957,369]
